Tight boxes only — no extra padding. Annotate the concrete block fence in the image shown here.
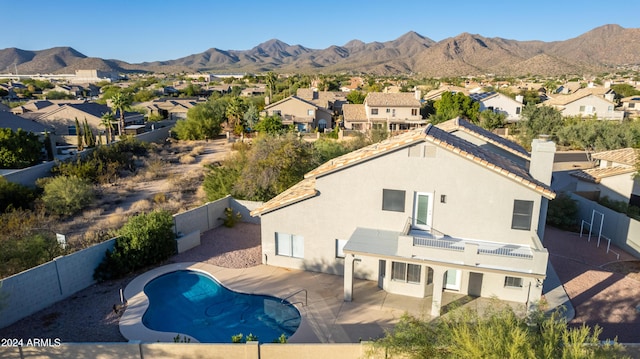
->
[0,196,261,329]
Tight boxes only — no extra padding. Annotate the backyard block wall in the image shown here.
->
[0,197,262,330]
[569,193,640,257]
[0,239,115,329]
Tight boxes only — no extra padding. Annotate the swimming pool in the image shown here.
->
[142,270,301,343]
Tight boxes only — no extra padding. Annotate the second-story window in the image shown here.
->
[371,108,378,115]
[511,200,533,230]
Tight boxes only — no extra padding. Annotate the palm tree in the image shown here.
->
[265,71,277,100]
[100,111,115,144]
[110,92,132,136]
[225,97,246,130]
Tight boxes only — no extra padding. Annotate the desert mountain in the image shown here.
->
[1,25,638,76]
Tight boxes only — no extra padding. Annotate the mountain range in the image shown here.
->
[1,24,639,77]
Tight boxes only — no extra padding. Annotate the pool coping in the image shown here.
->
[119,262,309,343]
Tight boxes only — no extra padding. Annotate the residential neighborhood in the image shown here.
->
[2,7,640,358]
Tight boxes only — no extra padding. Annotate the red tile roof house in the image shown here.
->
[251,118,556,317]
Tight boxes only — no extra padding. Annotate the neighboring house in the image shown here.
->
[263,96,333,132]
[570,148,640,206]
[363,92,424,131]
[0,111,55,159]
[296,89,347,114]
[251,119,556,317]
[543,87,624,120]
[35,103,144,145]
[0,110,52,134]
[138,98,204,120]
[469,92,524,123]
[343,92,424,131]
[241,86,266,97]
[620,96,640,118]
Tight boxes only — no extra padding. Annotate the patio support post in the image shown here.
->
[431,266,446,317]
[344,254,355,301]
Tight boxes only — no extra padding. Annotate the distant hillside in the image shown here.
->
[1,24,638,76]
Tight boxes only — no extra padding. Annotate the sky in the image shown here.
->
[3,0,640,64]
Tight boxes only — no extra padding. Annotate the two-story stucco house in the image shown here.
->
[263,96,333,132]
[469,91,524,123]
[343,92,425,131]
[543,88,624,120]
[251,118,556,317]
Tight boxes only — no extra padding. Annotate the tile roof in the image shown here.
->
[365,92,421,107]
[437,117,530,160]
[591,148,638,166]
[304,129,427,179]
[570,166,635,183]
[544,87,613,106]
[0,111,50,133]
[251,124,555,216]
[249,177,317,216]
[424,125,554,199]
[342,104,367,122]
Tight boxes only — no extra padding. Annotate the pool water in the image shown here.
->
[142,270,301,343]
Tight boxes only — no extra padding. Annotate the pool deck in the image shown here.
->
[121,262,510,343]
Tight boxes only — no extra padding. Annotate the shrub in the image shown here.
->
[546,193,578,230]
[93,210,176,281]
[179,154,196,164]
[0,177,36,212]
[40,176,95,217]
[222,207,242,227]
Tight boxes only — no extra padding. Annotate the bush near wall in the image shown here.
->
[94,210,176,281]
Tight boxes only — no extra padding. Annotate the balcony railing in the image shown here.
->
[406,218,534,260]
[413,236,464,251]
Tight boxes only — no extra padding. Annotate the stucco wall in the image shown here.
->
[260,142,545,280]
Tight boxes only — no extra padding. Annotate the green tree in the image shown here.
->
[0,128,43,169]
[234,133,317,201]
[44,91,75,100]
[346,90,366,104]
[83,118,95,148]
[0,177,36,212]
[93,210,176,281]
[173,99,225,140]
[265,72,277,100]
[254,115,285,135]
[40,176,95,217]
[75,117,84,151]
[431,92,480,124]
[610,83,640,100]
[100,111,115,144]
[110,91,133,136]
[243,103,260,131]
[226,96,247,131]
[478,110,506,130]
[517,105,564,148]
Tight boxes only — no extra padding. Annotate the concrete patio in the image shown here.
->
[120,262,521,344]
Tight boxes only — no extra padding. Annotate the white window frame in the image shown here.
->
[336,239,347,258]
[276,232,304,258]
[504,276,523,288]
[391,261,421,284]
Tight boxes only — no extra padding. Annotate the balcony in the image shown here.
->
[398,218,547,275]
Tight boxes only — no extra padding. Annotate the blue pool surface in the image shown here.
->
[142,270,301,343]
